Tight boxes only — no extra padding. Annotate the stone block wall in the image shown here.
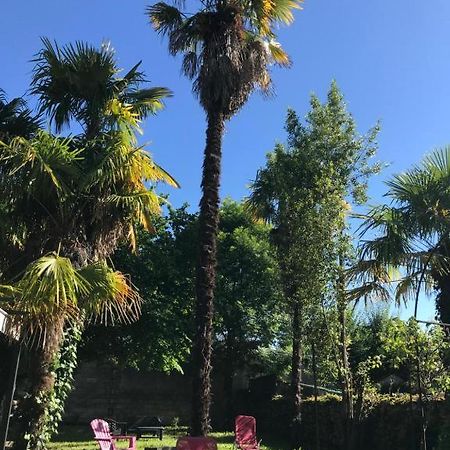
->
[64,362,192,425]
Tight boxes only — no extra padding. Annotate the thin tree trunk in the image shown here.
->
[223,333,235,430]
[413,334,427,450]
[291,301,302,450]
[338,301,353,450]
[191,111,225,436]
[312,342,320,450]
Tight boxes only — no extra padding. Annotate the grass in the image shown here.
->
[49,426,288,450]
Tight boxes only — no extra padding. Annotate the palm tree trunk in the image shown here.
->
[13,317,64,450]
[291,301,302,450]
[191,111,225,436]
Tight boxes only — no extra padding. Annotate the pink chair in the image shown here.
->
[176,436,218,450]
[234,415,260,450]
[91,418,136,450]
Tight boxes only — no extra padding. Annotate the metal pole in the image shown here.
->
[0,344,21,450]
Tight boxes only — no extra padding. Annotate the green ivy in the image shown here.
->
[29,324,82,449]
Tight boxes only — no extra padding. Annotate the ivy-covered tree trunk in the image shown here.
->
[191,111,224,436]
[13,317,65,450]
[291,301,303,450]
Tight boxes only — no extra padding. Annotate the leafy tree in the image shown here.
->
[80,206,197,373]
[0,40,175,449]
[214,199,284,420]
[147,0,302,435]
[248,82,380,450]
[380,318,450,398]
[81,200,285,415]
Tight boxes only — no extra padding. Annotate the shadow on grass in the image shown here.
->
[52,425,289,450]
[52,425,93,442]
[259,433,290,450]
[209,433,234,444]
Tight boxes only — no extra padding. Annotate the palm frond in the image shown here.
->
[0,92,41,139]
[0,132,81,198]
[267,41,291,67]
[8,253,88,346]
[147,2,184,36]
[107,190,162,231]
[346,281,391,305]
[125,87,173,118]
[78,262,141,325]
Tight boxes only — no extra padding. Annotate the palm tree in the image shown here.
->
[0,89,40,140]
[0,253,141,449]
[31,39,171,139]
[147,0,302,434]
[355,147,450,322]
[0,40,177,449]
[352,148,450,450]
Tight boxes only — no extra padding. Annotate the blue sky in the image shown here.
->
[2,0,450,320]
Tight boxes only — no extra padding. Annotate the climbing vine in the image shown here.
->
[29,324,82,449]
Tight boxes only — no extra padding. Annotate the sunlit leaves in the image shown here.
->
[5,254,141,346]
[79,262,141,326]
[31,38,173,138]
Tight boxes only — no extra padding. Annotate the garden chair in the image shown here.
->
[176,436,218,450]
[91,418,136,450]
[234,415,260,450]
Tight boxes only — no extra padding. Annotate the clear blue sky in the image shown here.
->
[2,0,450,320]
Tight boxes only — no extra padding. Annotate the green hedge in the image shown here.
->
[241,393,450,450]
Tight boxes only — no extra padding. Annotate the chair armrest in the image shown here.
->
[112,435,136,445]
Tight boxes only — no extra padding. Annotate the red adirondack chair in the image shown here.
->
[176,436,218,450]
[91,418,136,450]
[234,415,260,450]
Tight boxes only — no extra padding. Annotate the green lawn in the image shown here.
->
[49,426,288,450]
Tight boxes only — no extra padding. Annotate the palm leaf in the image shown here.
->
[147,3,184,36]
[78,262,141,325]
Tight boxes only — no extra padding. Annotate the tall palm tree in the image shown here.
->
[0,40,177,449]
[355,147,450,322]
[147,0,302,434]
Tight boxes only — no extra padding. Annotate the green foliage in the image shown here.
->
[380,318,450,397]
[0,40,175,448]
[81,200,285,375]
[248,83,382,415]
[215,199,285,370]
[80,206,195,373]
[40,325,82,446]
[0,89,41,141]
[31,38,172,136]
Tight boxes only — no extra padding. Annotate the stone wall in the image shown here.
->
[64,362,192,425]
